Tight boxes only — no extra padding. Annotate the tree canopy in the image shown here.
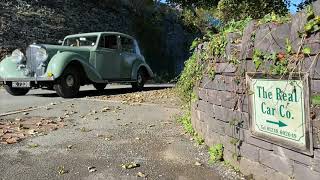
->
[166,0,219,9]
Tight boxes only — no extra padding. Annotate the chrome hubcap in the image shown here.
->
[137,74,143,84]
[66,75,75,87]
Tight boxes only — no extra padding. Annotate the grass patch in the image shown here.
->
[176,111,194,135]
[176,112,205,145]
[208,144,224,163]
[312,95,320,105]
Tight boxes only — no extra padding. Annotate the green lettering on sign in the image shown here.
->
[251,79,305,146]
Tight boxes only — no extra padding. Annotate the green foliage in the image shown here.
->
[258,12,291,25]
[190,38,201,51]
[312,95,320,105]
[176,112,204,145]
[296,0,318,10]
[253,49,292,75]
[176,53,204,105]
[216,0,288,23]
[194,134,205,145]
[166,0,219,9]
[209,144,224,163]
[285,38,293,54]
[303,46,312,55]
[303,6,320,36]
[223,18,253,35]
[253,49,265,70]
[180,8,218,33]
[176,111,195,134]
[176,17,251,109]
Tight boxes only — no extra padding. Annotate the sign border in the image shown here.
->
[246,72,313,156]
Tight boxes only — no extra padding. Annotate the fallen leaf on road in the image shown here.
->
[105,135,113,141]
[96,134,104,138]
[45,107,52,110]
[137,172,146,177]
[36,122,42,127]
[28,143,39,148]
[88,166,97,173]
[92,110,98,114]
[121,162,140,169]
[57,166,68,175]
[15,118,22,122]
[5,137,19,144]
[101,107,111,112]
[28,129,37,135]
[80,127,91,132]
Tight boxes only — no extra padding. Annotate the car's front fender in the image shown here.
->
[0,56,25,79]
[46,52,104,83]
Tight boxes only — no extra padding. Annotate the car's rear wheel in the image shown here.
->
[93,83,107,91]
[131,69,146,91]
[54,66,80,98]
[4,85,30,96]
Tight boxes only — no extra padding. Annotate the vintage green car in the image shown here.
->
[0,32,154,98]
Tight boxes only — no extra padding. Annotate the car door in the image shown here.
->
[94,35,121,80]
[119,36,139,79]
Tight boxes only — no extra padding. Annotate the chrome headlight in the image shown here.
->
[35,47,48,62]
[11,49,26,64]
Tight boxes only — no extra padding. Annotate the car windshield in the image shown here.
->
[63,36,98,47]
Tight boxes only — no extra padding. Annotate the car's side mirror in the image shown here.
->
[58,40,63,45]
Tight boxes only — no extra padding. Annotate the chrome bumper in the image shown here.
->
[0,76,54,83]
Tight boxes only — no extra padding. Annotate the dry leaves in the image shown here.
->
[121,162,140,169]
[90,88,179,106]
[0,116,64,144]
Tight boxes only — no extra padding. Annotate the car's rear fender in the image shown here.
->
[47,52,104,83]
[131,62,154,80]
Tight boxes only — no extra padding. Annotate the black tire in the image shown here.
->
[131,69,146,91]
[93,83,107,91]
[54,66,80,98]
[4,85,29,96]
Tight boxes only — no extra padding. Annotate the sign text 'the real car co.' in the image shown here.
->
[252,79,306,146]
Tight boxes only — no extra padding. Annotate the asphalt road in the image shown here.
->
[0,84,241,180]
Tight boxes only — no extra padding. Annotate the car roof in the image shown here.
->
[64,32,135,40]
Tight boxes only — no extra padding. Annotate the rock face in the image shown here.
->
[0,0,195,77]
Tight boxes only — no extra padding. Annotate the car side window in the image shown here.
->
[121,37,135,53]
[99,35,118,50]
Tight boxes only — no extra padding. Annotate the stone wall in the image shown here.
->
[191,1,320,179]
[0,0,195,76]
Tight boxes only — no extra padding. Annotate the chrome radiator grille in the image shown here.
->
[26,45,45,76]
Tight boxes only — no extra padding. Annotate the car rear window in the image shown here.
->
[121,37,134,53]
[99,35,118,49]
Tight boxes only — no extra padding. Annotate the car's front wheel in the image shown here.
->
[4,85,30,96]
[54,66,80,98]
[131,69,146,91]
[93,83,107,91]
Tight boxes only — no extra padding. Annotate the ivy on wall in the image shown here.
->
[175,5,320,166]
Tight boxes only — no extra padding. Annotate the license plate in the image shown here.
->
[12,81,31,88]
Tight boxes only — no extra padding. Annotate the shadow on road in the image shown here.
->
[31,86,173,98]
